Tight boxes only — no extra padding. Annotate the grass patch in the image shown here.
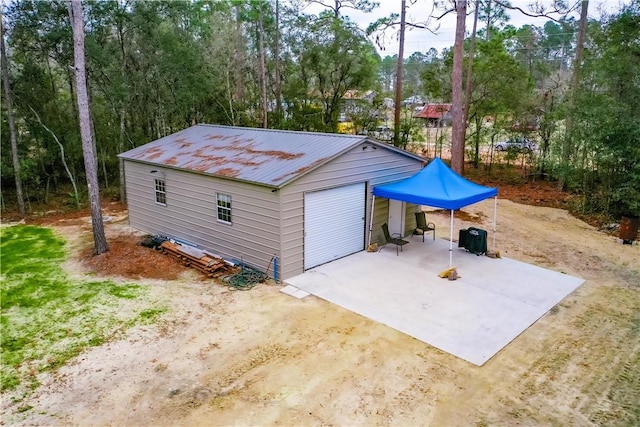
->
[1,225,164,392]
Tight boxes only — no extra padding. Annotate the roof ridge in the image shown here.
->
[194,124,365,139]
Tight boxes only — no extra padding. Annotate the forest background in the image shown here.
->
[1,0,639,223]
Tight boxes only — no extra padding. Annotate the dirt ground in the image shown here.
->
[2,193,640,426]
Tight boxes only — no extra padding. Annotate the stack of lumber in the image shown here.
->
[160,240,232,277]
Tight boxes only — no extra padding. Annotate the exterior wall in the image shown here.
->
[404,203,422,236]
[123,161,281,276]
[369,201,421,246]
[124,142,423,282]
[370,197,389,245]
[279,143,423,279]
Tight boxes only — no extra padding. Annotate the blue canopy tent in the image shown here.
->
[370,157,498,267]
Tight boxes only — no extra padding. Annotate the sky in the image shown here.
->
[305,0,624,56]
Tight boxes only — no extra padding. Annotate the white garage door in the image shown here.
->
[304,183,366,270]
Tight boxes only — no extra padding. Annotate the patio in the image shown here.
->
[283,236,584,366]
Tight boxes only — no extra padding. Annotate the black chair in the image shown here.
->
[413,211,436,242]
[381,223,409,255]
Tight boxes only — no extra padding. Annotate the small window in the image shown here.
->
[155,179,166,205]
[216,193,232,223]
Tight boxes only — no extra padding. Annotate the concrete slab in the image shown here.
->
[284,237,584,366]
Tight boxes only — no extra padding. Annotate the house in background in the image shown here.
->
[342,89,377,104]
[118,125,425,280]
[414,103,452,128]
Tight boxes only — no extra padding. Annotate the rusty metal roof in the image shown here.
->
[414,104,452,119]
[119,124,372,187]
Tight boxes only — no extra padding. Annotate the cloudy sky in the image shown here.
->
[305,0,623,56]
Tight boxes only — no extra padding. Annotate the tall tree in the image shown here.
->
[570,1,640,217]
[6,0,81,203]
[379,55,397,93]
[479,0,510,41]
[393,0,406,146]
[257,3,268,128]
[1,15,26,217]
[541,19,575,72]
[68,0,108,255]
[467,28,531,167]
[420,48,450,101]
[297,12,379,132]
[560,0,588,189]
[463,0,480,130]
[274,0,282,125]
[234,4,245,104]
[365,0,438,145]
[450,0,467,174]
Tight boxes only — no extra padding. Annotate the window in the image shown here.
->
[216,193,232,223]
[154,179,166,205]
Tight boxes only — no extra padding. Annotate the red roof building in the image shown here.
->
[414,103,452,127]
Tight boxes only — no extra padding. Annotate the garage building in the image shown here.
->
[118,124,424,280]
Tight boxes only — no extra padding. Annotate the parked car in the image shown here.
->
[495,138,537,152]
[372,125,393,141]
[402,95,424,106]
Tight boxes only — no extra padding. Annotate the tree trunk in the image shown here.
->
[234,5,245,103]
[119,108,126,202]
[274,0,282,126]
[485,0,491,41]
[474,115,481,167]
[463,0,480,128]
[0,17,26,217]
[393,0,406,147]
[559,0,588,190]
[68,0,108,255]
[258,5,268,128]
[118,12,128,202]
[450,0,467,174]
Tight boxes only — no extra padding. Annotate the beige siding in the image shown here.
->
[279,144,423,279]
[368,201,420,246]
[124,161,281,276]
[124,142,423,282]
[370,197,389,246]
[404,203,421,236]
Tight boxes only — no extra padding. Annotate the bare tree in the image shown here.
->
[26,104,80,208]
[1,16,26,217]
[307,0,378,18]
[68,0,109,255]
[450,0,467,174]
[492,0,580,22]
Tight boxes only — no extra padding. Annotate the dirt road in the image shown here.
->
[4,199,639,426]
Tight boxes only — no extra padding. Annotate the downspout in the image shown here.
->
[274,256,279,282]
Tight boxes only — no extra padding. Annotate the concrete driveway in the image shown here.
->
[283,237,584,366]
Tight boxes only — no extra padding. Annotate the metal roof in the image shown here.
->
[119,124,373,187]
[415,104,452,119]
